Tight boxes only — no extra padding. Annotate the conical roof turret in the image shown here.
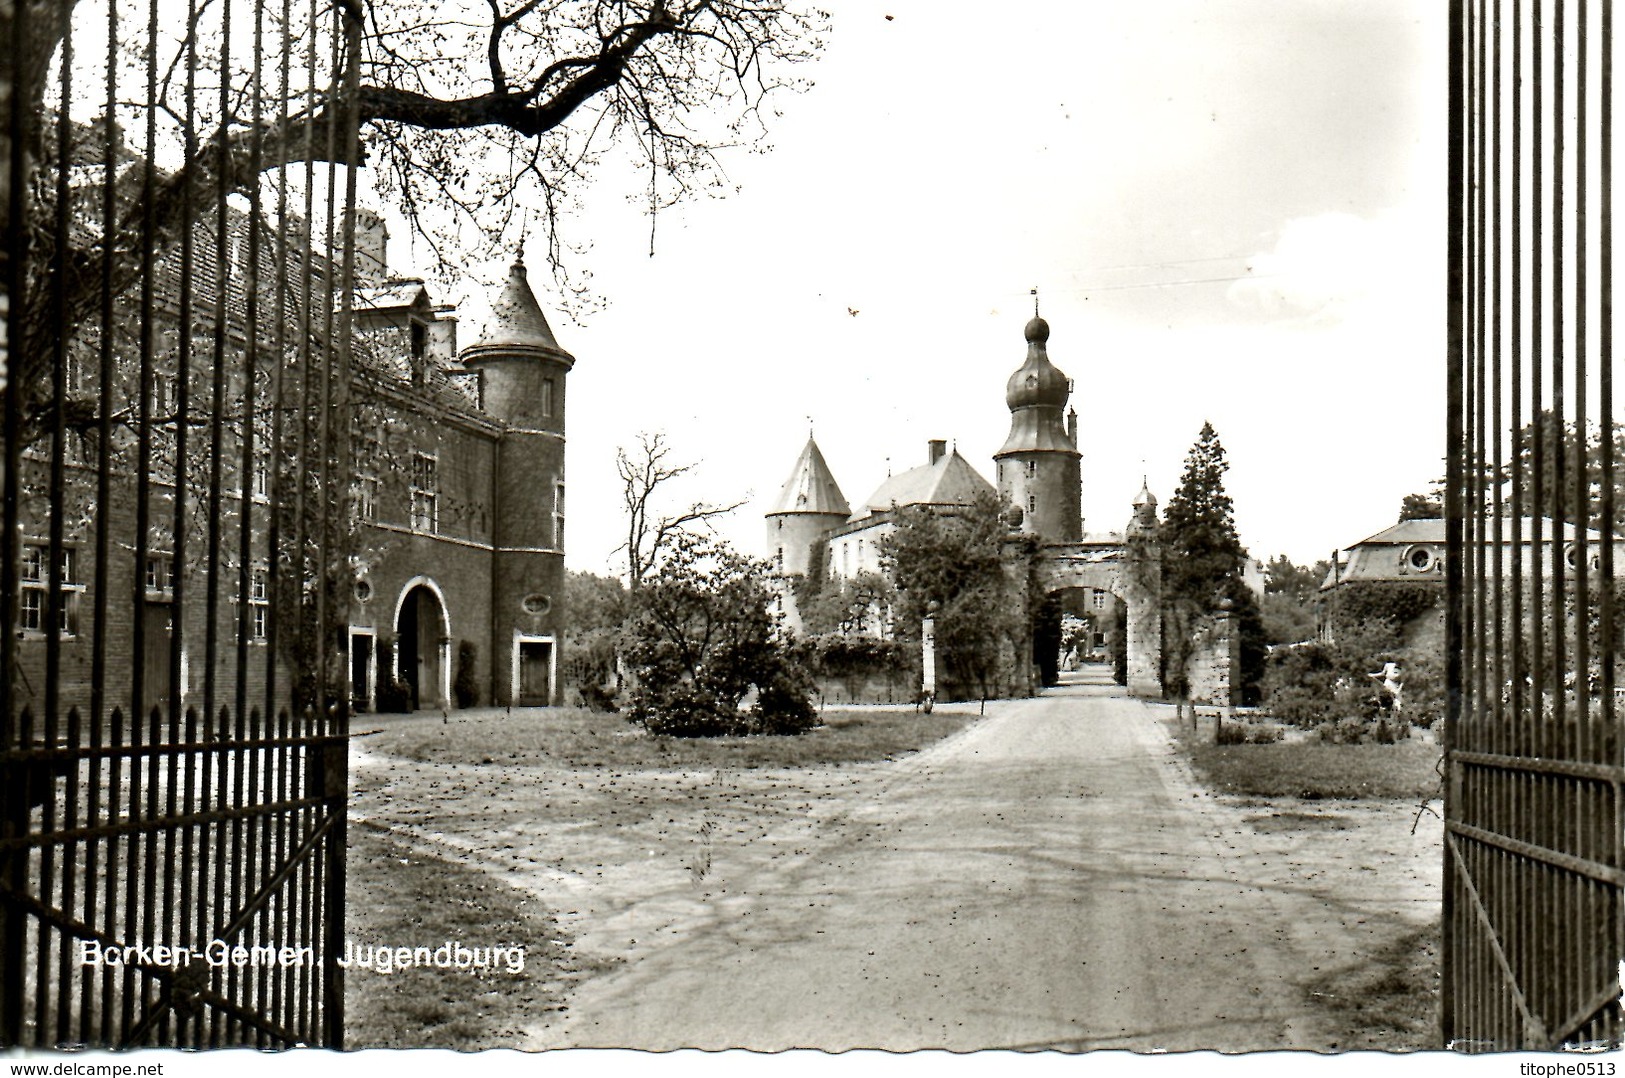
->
[461,256,573,366]
[767,437,850,517]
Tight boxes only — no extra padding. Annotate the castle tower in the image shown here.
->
[1123,478,1163,698]
[994,312,1082,542]
[460,256,574,704]
[766,436,850,632]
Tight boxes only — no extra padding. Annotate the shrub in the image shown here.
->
[374,636,411,713]
[562,627,621,710]
[1262,643,1341,725]
[453,640,479,708]
[806,632,907,703]
[1217,719,1286,745]
[376,676,412,714]
[632,684,738,738]
[1315,715,1412,745]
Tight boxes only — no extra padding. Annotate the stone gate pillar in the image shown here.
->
[1124,481,1163,699]
[1001,533,1037,698]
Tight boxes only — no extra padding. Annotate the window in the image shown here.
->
[553,482,565,548]
[356,432,380,522]
[153,373,179,417]
[541,377,555,418]
[409,453,438,532]
[252,454,271,499]
[20,545,79,636]
[146,554,173,596]
[1092,589,1107,611]
[1027,494,1037,515]
[249,567,269,641]
[1025,460,1037,479]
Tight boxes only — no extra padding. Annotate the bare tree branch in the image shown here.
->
[613,431,743,589]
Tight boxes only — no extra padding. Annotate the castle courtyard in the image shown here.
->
[346,672,1441,1051]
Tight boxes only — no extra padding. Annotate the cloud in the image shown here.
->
[1227,210,1436,327]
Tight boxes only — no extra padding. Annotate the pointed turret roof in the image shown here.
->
[768,437,850,517]
[467,257,567,355]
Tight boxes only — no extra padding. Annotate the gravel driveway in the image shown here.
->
[351,670,1442,1051]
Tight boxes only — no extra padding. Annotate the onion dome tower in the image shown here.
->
[460,255,573,704]
[765,435,850,631]
[994,308,1082,542]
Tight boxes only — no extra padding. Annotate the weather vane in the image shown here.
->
[1031,287,1039,317]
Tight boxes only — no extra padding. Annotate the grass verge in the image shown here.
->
[363,705,975,770]
[1183,737,1442,800]
[1306,918,1441,1051]
[343,820,613,1049]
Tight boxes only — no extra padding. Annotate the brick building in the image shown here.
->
[11,207,572,716]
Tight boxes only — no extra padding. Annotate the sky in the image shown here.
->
[385,0,1450,577]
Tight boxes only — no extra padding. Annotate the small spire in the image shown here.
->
[1031,287,1039,317]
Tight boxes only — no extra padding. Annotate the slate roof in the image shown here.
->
[852,449,994,522]
[767,438,850,517]
[1350,518,1600,548]
[467,259,565,354]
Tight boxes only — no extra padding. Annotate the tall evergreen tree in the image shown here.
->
[1162,422,1246,605]
[1160,422,1263,702]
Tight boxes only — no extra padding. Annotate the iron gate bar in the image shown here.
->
[1448,821,1625,887]
[2,0,361,1046]
[1447,0,1624,1051]
[1452,750,1625,782]
[0,884,305,1047]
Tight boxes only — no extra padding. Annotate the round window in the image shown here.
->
[1409,547,1432,570]
[355,579,373,603]
[521,593,551,616]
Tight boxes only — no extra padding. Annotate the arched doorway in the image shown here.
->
[395,579,451,710]
[1032,544,1162,698]
[1035,585,1120,687]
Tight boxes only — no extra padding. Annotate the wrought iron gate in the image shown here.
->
[1447,0,1624,1050]
[0,0,362,1048]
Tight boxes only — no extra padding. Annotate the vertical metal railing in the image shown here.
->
[0,0,359,1048]
[1447,0,1624,1051]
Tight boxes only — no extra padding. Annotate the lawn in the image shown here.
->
[360,704,977,770]
[343,819,615,1049]
[1183,737,1443,800]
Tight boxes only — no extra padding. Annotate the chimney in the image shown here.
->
[928,439,947,466]
[348,207,388,285]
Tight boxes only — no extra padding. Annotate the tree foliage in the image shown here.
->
[1161,422,1247,607]
[878,493,1026,700]
[795,570,893,637]
[1159,422,1260,700]
[1511,411,1625,530]
[558,570,628,708]
[620,533,812,736]
[1259,554,1329,646]
[1398,491,1444,521]
[1264,581,1447,728]
[7,0,829,424]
